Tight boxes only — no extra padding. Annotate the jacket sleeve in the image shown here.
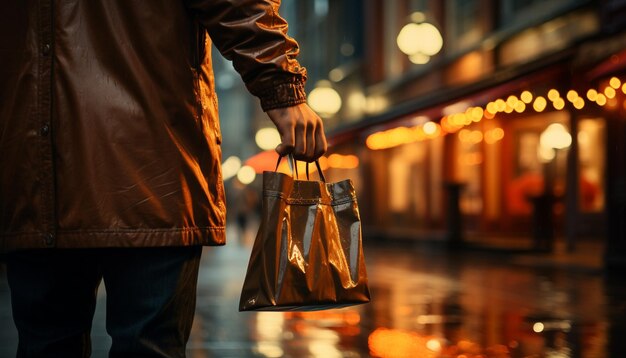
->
[186,0,308,111]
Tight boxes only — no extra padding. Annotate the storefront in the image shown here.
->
[325,49,625,249]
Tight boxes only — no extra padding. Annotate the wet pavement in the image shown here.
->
[1,228,625,357]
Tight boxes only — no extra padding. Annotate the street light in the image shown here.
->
[237,165,256,185]
[396,12,443,65]
[255,127,281,150]
[308,80,342,117]
[221,156,241,181]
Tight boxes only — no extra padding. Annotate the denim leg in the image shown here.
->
[101,246,202,358]
[6,249,101,358]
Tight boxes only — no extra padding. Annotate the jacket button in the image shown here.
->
[44,233,55,246]
[40,124,50,136]
[42,43,51,56]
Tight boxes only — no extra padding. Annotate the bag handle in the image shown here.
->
[306,161,326,183]
[275,154,326,183]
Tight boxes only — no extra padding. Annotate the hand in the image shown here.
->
[266,103,328,162]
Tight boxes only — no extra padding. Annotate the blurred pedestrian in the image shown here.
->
[0,1,326,357]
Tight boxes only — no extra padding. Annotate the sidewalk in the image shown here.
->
[0,229,615,357]
[463,235,605,273]
[366,227,606,273]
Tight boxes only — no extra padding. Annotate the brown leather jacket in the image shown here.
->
[0,1,308,253]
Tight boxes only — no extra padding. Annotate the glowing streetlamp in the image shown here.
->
[308,80,342,117]
[237,165,256,185]
[396,12,443,65]
[221,156,241,181]
[255,127,281,150]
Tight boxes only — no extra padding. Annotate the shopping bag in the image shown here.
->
[239,156,370,311]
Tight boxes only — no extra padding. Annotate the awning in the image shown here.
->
[244,150,319,176]
[244,150,280,174]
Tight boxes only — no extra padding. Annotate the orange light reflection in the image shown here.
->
[368,328,439,358]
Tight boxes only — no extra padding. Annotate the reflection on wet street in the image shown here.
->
[185,229,625,358]
[1,230,625,357]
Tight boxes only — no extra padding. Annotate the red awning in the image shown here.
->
[244,150,280,174]
[244,150,319,176]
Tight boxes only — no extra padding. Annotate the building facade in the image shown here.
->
[285,0,626,268]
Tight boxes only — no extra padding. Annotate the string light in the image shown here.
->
[566,90,578,102]
[485,128,504,144]
[327,154,359,169]
[365,78,624,151]
[423,121,439,135]
[573,97,585,109]
[471,107,484,121]
[553,98,565,110]
[506,95,519,108]
[547,89,560,101]
[610,77,621,89]
[520,91,533,103]
[605,87,616,99]
[495,99,506,112]
[533,96,547,112]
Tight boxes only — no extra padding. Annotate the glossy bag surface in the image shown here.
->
[239,167,370,311]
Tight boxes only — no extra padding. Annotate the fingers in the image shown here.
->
[266,104,327,162]
[314,121,327,159]
[304,122,316,161]
[274,126,294,157]
[293,120,308,161]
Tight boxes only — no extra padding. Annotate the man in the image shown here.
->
[0,1,327,357]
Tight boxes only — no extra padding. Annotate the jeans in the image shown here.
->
[6,246,203,358]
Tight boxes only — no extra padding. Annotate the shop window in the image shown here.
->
[455,126,483,215]
[516,132,543,175]
[577,118,605,212]
[505,112,569,216]
[388,142,432,226]
[429,136,444,221]
[389,149,413,213]
[506,131,543,215]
